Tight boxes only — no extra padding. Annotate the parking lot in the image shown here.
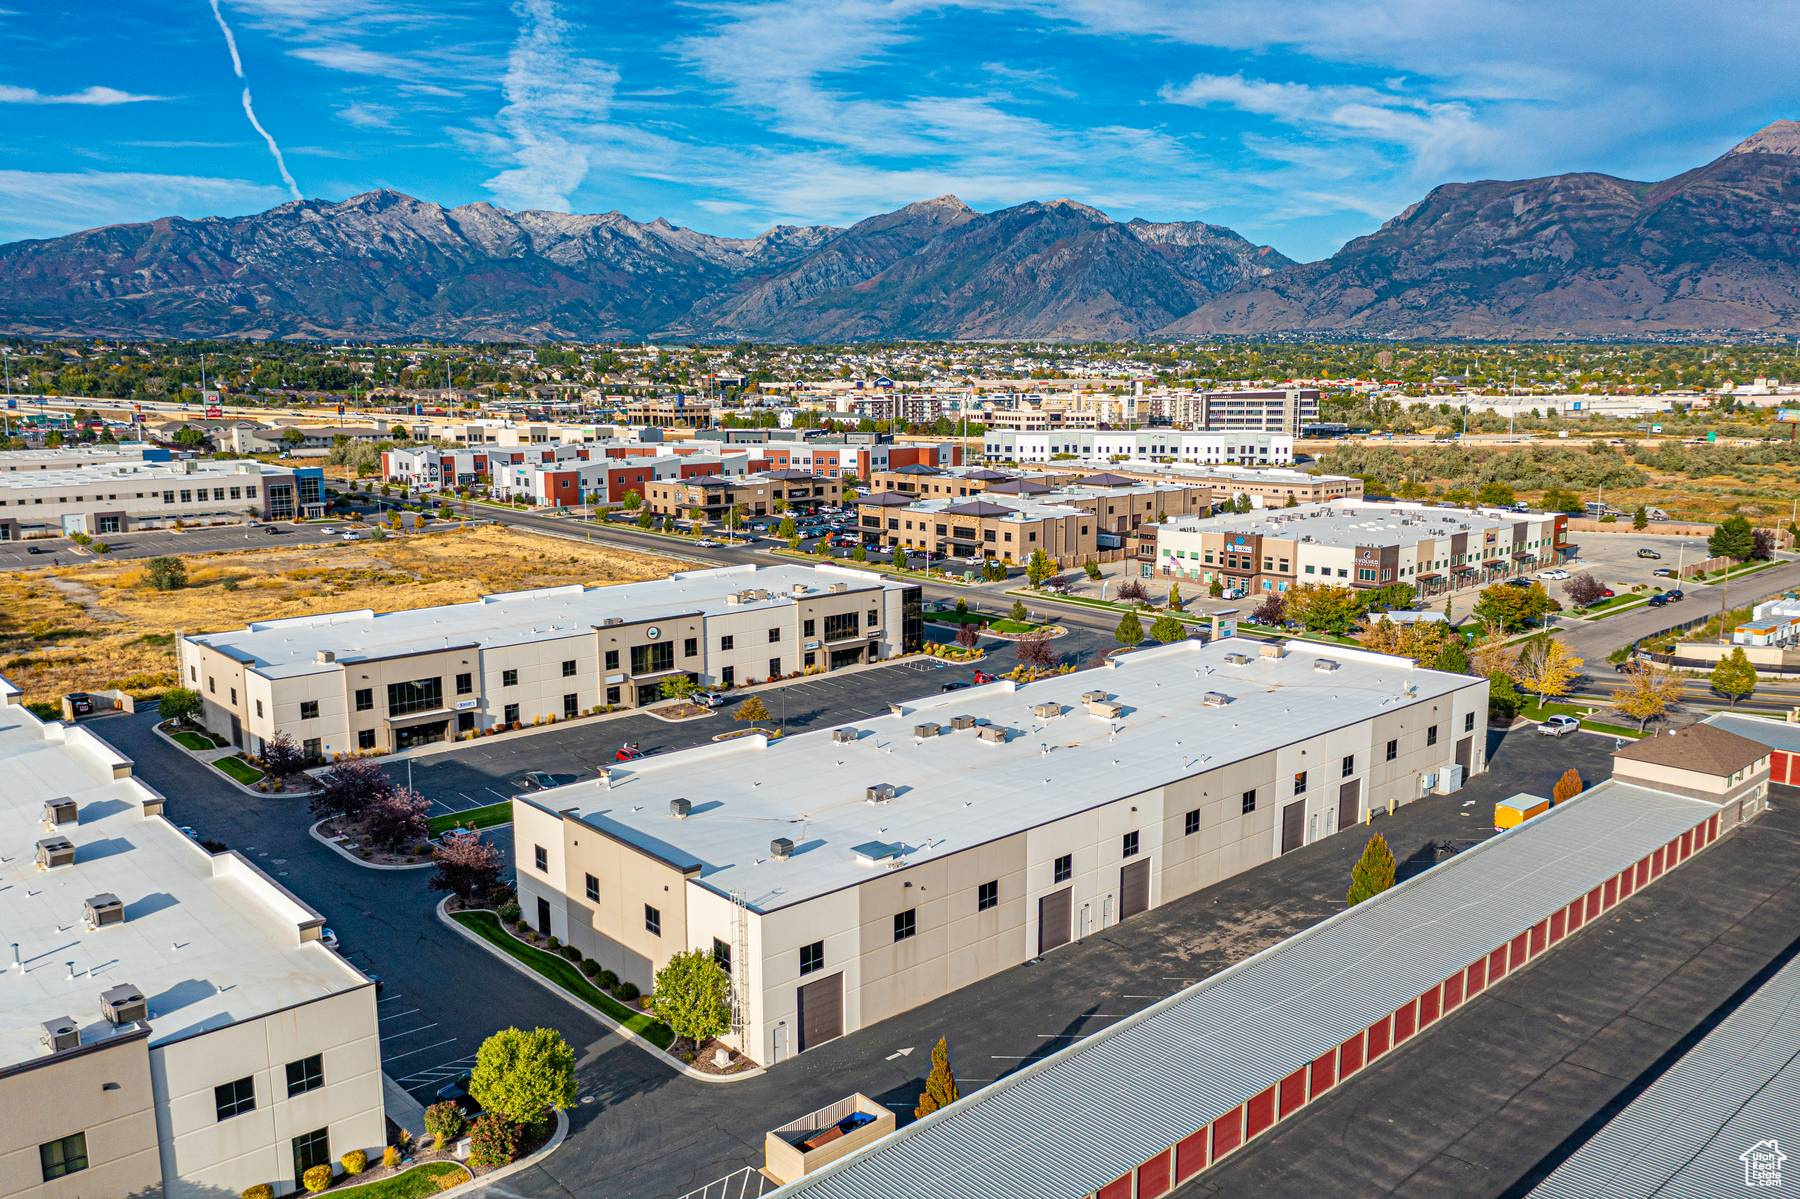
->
[0,519,460,570]
[1558,530,1712,590]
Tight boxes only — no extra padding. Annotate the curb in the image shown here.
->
[309,818,435,870]
[436,899,766,1085]
[151,722,291,799]
[461,1108,569,1193]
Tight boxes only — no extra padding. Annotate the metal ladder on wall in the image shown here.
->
[729,889,751,1042]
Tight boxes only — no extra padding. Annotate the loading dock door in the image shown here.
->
[1338,778,1362,831]
[1038,887,1072,955]
[1120,859,1151,919]
[1456,735,1473,775]
[1281,800,1306,854]
[796,972,843,1052]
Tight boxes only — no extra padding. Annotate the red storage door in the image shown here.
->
[1136,1151,1171,1199]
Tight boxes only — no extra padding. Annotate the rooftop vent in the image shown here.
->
[99,983,146,1026]
[669,798,692,820]
[42,797,77,829]
[40,1017,80,1055]
[828,582,849,594]
[832,727,859,744]
[977,725,1011,744]
[770,837,794,861]
[1080,690,1109,704]
[82,893,124,931]
[1259,643,1288,659]
[866,783,897,805]
[1221,652,1252,667]
[315,649,336,664]
[36,836,76,871]
[950,714,979,731]
[602,616,624,626]
[1031,701,1063,719]
[1086,699,1123,719]
[1202,691,1233,707]
[852,840,905,866]
[913,722,941,739]
[1313,658,1341,673]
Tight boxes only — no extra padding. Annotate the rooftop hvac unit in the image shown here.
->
[82,893,124,931]
[1202,691,1233,708]
[40,1017,80,1055]
[977,725,1010,744]
[1313,658,1341,672]
[828,582,849,593]
[1080,690,1109,704]
[1086,699,1123,719]
[99,983,147,1026]
[1031,701,1062,719]
[770,837,794,860]
[832,727,859,744]
[1221,652,1252,667]
[36,836,75,870]
[315,649,337,663]
[949,714,979,731]
[913,722,941,739]
[602,616,625,626]
[1259,643,1287,659]
[669,798,692,820]
[866,783,897,804]
[42,797,77,829]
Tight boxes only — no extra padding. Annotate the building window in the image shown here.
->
[631,643,675,675]
[1427,726,1439,746]
[1054,853,1072,883]
[534,845,547,872]
[978,880,998,911]
[230,687,237,705]
[1122,831,1140,858]
[456,672,473,695]
[585,873,599,902]
[800,941,824,975]
[769,657,782,677]
[303,737,321,761]
[1386,739,1398,761]
[255,699,264,718]
[292,1128,330,1189]
[504,703,520,724]
[563,693,579,719]
[604,650,619,671]
[387,677,443,717]
[768,627,782,643]
[39,1132,88,1182]
[285,1054,324,1097]
[1185,809,1201,836]
[894,908,916,941]
[720,635,735,651]
[355,687,373,711]
[358,729,376,750]
[803,618,816,637]
[1294,771,1307,795]
[684,637,698,658]
[300,700,319,720]
[215,1075,256,1121]
[561,659,577,677]
[1242,788,1257,814]
[645,904,661,936]
[606,686,620,704]
[1465,712,1476,732]
[1342,754,1355,778]
[503,668,519,687]
[712,937,732,973]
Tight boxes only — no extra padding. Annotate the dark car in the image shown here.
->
[1667,589,1684,602]
[940,680,967,692]
[1505,577,1534,588]
[436,1071,478,1115]
[1648,592,1672,607]
[26,545,48,554]
[264,525,286,535]
[1637,548,1662,559]
[69,695,94,716]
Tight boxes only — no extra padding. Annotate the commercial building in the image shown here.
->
[0,443,168,474]
[762,740,1757,1199]
[0,458,325,540]
[0,677,382,1199]
[983,429,1294,468]
[1730,592,1800,647]
[179,563,920,757]
[870,462,1361,509]
[1151,501,1569,597]
[1168,387,1321,435]
[514,638,1489,1066]
[643,470,845,520]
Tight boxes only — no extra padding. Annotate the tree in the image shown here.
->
[1476,482,1515,508]
[1167,581,1182,610]
[1632,505,1648,530]
[1562,573,1607,607]
[851,545,868,561]
[309,755,395,823]
[635,509,654,529]
[1150,613,1187,644]
[1752,528,1776,560]
[732,695,770,725]
[651,950,732,1049]
[1346,833,1396,906]
[1516,635,1583,699]
[954,620,980,649]
[1710,646,1758,707]
[362,787,430,850]
[914,1036,961,1119]
[1286,584,1362,634]
[1208,574,1224,598]
[1613,662,1684,731]
[260,731,306,779]
[776,516,797,540]
[430,832,504,903]
[1551,768,1583,805]
[621,490,642,511]
[1251,591,1286,627]
[158,686,202,725]
[469,1027,578,1129]
[1487,672,1523,723]
[660,675,699,702]
[1708,514,1755,562]
[1009,598,1029,622]
[145,555,187,591]
[1433,636,1471,675]
[1114,610,1145,647]
[1472,581,1559,632]
[280,427,305,449]
[893,547,909,571]
[1541,486,1582,514]
[1115,578,1149,604]
[1014,633,1056,669]
[1083,558,1102,581]
[1283,492,1300,508]
[1025,548,1054,587]
[1358,616,1453,664]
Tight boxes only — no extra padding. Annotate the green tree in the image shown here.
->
[1167,581,1182,610]
[1632,504,1648,530]
[145,555,187,591]
[660,675,698,702]
[1472,582,1559,632]
[1708,515,1755,562]
[621,490,642,511]
[1346,833,1396,905]
[651,950,732,1049]
[468,1027,577,1128]
[1009,598,1029,622]
[1476,482,1515,508]
[635,509,654,529]
[1286,584,1362,634]
[1083,558,1102,581]
[913,1036,961,1119]
[893,546,909,571]
[1540,486,1582,514]
[1283,492,1299,508]
[280,427,305,449]
[1114,610,1145,647]
[1208,576,1224,598]
[776,516,797,540]
[158,686,203,724]
[851,545,868,561]
[1487,672,1522,723]
[1432,637,1471,675]
[733,695,770,725]
[1150,613,1187,644]
[1710,646,1758,707]
[1025,548,1054,587]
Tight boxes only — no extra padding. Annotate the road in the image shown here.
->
[1556,558,1800,661]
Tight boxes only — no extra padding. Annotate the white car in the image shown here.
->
[696,538,721,548]
[695,691,725,708]
[1536,714,1580,737]
[1539,568,1571,580]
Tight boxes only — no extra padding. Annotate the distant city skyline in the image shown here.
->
[1,1,1794,260]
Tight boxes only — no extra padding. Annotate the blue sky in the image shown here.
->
[1,0,1795,261]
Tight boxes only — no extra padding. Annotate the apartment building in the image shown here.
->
[513,638,1489,1066]
[1169,388,1322,435]
[644,470,845,520]
[0,677,383,1199]
[0,458,325,540]
[179,564,921,757]
[984,430,1293,468]
[1152,501,1569,597]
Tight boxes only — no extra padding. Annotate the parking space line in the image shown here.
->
[378,1008,421,1022]
[382,1038,458,1062]
[379,1022,441,1043]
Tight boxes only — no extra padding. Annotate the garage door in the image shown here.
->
[1120,859,1150,919]
[1456,735,1473,775]
[796,973,843,1053]
[1281,800,1306,854]
[1337,778,1361,832]
[1038,887,1072,955]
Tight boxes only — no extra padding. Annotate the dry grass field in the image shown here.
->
[0,525,697,707]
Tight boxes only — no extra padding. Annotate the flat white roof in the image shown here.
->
[1161,500,1554,550]
[0,686,366,1068]
[0,457,292,494]
[529,638,1481,912]
[188,563,910,681]
[0,443,157,467]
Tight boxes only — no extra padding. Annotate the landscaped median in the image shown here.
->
[1521,697,1643,739]
[428,801,514,837]
[212,753,266,786]
[329,1160,469,1198]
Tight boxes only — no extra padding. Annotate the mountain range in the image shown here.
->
[3,121,1798,341]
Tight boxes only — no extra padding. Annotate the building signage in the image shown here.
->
[454,699,478,711]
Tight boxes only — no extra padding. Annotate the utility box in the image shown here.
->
[1495,794,1550,831]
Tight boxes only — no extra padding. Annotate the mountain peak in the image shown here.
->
[1727,119,1800,157]
[902,194,972,213]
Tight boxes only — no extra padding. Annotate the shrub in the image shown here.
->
[425,1100,467,1146]
[470,1027,577,1126]
[341,1149,368,1176]
[560,944,581,961]
[580,957,602,979]
[382,1145,402,1169]
[466,1114,521,1168]
[242,1186,276,1199]
[497,900,521,923]
[545,935,560,951]
[599,968,619,990]
[302,1164,333,1193]
[615,981,640,1002]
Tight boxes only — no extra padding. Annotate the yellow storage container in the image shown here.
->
[1495,794,1551,831]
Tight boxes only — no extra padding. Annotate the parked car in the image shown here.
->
[1637,548,1662,559]
[1648,592,1672,607]
[1537,715,1580,737]
[695,691,725,708]
[1666,588,1684,602]
[1652,567,1675,577]
[26,545,48,554]
[264,525,286,535]
[971,670,995,685]
[436,1072,478,1115]
[69,695,94,716]
[615,742,644,762]
[1506,577,1534,588]
[1597,587,1615,598]
[319,927,341,951]
[940,680,967,692]
[521,770,557,790]
[1539,568,1570,580]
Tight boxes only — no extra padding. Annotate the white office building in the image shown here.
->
[0,458,325,540]
[984,430,1293,468]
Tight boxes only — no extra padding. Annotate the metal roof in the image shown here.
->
[1528,950,1800,1199]
[767,778,1720,1199]
[1702,711,1800,755]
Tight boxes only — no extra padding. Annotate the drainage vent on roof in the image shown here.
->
[35,836,75,871]
[83,893,124,931]
[1031,701,1062,719]
[913,722,941,739]
[949,714,978,731]
[832,727,859,744]
[977,725,1011,744]
[866,783,896,805]
[669,798,692,820]
[770,837,794,860]
[99,983,146,1026]
[1202,691,1233,708]
[41,1016,80,1055]
[42,797,77,829]
[1221,652,1252,667]
[1314,658,1341,672]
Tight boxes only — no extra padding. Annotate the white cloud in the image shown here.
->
[0,84,164,105]
[0,170,287,241]
[339,101,400,130]
[480,0,620,211]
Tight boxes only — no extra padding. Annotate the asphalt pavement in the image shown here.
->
[0,518,462,570]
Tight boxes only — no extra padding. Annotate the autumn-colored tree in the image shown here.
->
[430,831,504,903]
[1014,633,1056,669]
[732,695,771,725]
[914,1037,961,1119]
[1612,662,1684,731]
[1551,768,1583,805]
[1516,636,1583,699]
[1470,620,1520,681]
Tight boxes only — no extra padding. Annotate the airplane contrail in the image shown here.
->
[207,0,301,200]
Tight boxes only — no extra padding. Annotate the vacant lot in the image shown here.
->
[0,525,695,707]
